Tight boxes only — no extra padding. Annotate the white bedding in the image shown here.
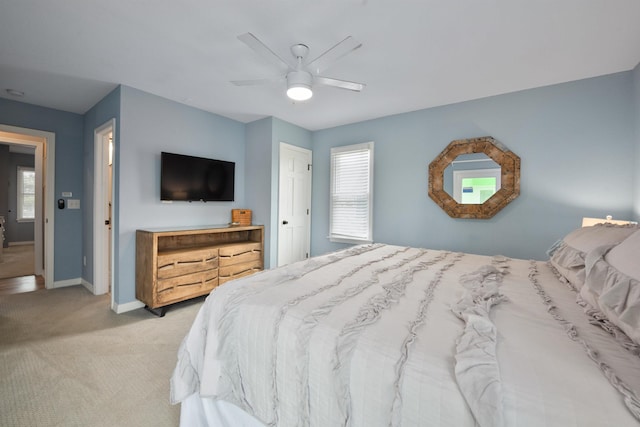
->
[171,244,640,426]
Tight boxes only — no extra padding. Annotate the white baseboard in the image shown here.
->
[81,278,144,313]
[55,277,145,314]
[52,277,82,288]
[8,241,34,246]
[112,299,145,314]
[81,278,94,293]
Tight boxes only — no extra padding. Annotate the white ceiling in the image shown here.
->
[1,1,639,131]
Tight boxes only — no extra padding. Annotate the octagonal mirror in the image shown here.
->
[428,136,520,219]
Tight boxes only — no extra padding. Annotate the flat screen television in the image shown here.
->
[161,151,235,202]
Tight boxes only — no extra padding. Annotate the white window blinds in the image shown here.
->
[330,142,373,243]
[17,166,35,221]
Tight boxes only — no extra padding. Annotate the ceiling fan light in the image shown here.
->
[286,70,313,101]
[287,84,313,101]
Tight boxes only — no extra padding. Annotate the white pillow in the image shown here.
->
[549,223,638,289]
[580,229,640,344]
[606,229,640,281]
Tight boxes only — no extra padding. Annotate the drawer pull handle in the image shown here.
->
[158,256,217,271]
[220,249,260,258]
[221,267,261,278]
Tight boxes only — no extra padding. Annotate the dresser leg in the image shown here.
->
[144,305,168,317]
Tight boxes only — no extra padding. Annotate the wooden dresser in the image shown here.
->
[135,224,264,316]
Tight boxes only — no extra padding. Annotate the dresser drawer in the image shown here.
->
[218,242,262,266]
[219,259,262,284]
[157,247,218,279]
[136,226,264,313]
[156,269,218,304]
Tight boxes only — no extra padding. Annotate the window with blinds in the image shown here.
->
[17,166,36,222]
[330,142,374,244]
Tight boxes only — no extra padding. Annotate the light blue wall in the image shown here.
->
[115,86,245,304]
[273,116,313,152]
[0,98,84,280]
[82,86,121,288]
[245,117,274,266]
[311,72,635,261]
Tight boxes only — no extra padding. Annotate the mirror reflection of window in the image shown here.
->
[453,168,501,204]
[460,176,498,204]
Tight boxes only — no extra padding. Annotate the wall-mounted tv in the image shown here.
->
[161,151,235,202]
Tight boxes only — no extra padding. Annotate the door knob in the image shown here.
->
[282,220,288,225]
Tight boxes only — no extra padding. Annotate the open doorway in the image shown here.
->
[93,119,115,308]
[0,143,36,281]
[0,125,55,290]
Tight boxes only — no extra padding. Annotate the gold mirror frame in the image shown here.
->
[428,136,520,219]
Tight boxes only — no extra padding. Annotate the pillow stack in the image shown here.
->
[580,229,640,344]
[548,223,638,290]
[549,223,640,345]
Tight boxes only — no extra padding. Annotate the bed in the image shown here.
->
[170,224,640,426]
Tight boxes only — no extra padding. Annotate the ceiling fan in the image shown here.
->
[231,33,366,101]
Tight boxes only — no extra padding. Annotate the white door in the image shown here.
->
[93,119,115,300]
[278,143,312,267]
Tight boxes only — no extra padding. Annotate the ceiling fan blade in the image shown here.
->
[307,36,362,74]
[237,33,295,70]
[315,76,366,92]
[230,77,284,86]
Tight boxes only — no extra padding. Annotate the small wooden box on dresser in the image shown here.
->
[136,224,264,316]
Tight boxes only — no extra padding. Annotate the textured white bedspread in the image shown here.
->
[171,244,640,426]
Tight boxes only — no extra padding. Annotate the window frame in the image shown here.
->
[17,166,36,222]
[329,141,374,244]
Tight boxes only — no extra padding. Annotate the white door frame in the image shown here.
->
[0,124,55,288]
[93,119,115,306]
[277,142,312,267]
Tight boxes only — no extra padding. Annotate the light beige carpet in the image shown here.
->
[0,244,35,279]
[0,285,203,427]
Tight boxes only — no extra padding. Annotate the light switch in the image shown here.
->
[67,199,80,209]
